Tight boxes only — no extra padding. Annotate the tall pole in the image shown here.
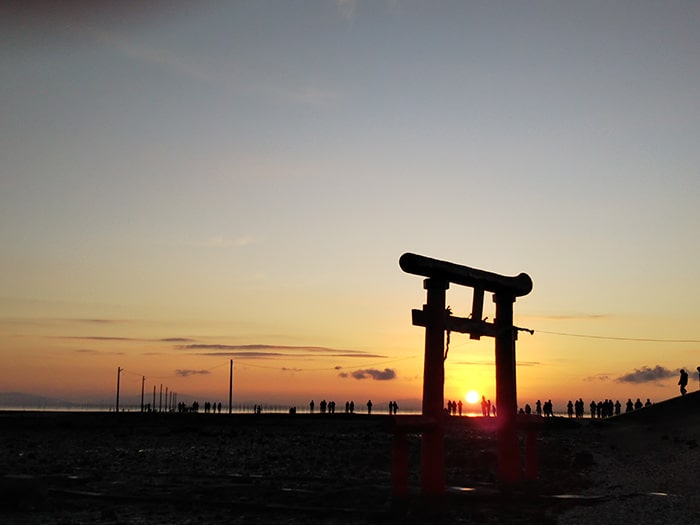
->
[116,367,122,412]
[165,387,169,411]
[159,384,163,412]
[152,385,156,412]
[229,359,233,414]
[140,376,145,413]
[421,278,448,496]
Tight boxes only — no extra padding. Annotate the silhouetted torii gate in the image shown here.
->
[399,252,533,494]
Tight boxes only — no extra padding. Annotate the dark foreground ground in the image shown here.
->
[2,398,698,524]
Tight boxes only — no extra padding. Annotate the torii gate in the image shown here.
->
[399,252,533,494]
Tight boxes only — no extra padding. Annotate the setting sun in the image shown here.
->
[465,390,479,404]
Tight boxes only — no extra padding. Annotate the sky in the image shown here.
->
[1,1,699,411]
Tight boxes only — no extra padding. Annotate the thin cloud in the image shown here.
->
[340,368,396,381]
[58,336,137,341]
[75,349,124,355]
[176,343,385,359]
[615,365,678,384]
[197,351,287,358]
[175,369,211,378]
[83,24,219,85]
[583,374,611,382]
[72,318,124,324]
[336,0,357,21]
[52,335,196,343]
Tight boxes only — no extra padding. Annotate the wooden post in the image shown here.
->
[229,359,233,414]
[421,278,448,496]
[140,376,145,413]
[115,367,122,412]
[494,293,519,484]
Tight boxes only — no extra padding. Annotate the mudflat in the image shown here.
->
[1,400,697,524]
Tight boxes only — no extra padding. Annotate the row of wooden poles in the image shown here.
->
[115,359,234,413]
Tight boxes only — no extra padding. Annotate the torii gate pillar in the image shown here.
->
[421,277,448,495]
[494,292,519,484]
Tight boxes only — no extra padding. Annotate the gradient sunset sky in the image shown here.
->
[2,1,699,410]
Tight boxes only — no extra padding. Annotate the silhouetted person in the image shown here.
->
[366,399,372,415]
[634,398,642,410]
[679,369,689,396]
[536,400,542,416]
[457,400,462,416]
[481,395,488,417]
[566,400,573,418]
[614,400,621,415]
[525,403,532,415]
[626,398,633,412]
[309,400,315,413]
[543,400,552,417]
[644,398,652,407]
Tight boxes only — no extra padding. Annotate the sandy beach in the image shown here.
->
[1,394,698,524]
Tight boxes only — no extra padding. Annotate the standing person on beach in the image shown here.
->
[679,369,689,396]
[366,399,372,415]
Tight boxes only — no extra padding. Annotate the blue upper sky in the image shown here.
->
[1,1,699,403]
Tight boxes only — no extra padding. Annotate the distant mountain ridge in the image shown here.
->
[0,391,79,408]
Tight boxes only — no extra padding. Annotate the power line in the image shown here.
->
[121,359,232,380]
[534,330,700,343]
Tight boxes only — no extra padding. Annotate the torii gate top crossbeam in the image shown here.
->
[399,252,533,297]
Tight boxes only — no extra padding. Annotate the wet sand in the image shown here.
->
[1,402,694,524]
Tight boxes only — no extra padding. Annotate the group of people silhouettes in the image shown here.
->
[518,397,656,418]
[307,399,392,415]
[445,399,463,416]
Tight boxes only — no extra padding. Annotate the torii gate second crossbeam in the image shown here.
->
[399,252,533,493]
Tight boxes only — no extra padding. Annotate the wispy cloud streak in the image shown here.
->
[176,343,385,359]
[175,369,211,377]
